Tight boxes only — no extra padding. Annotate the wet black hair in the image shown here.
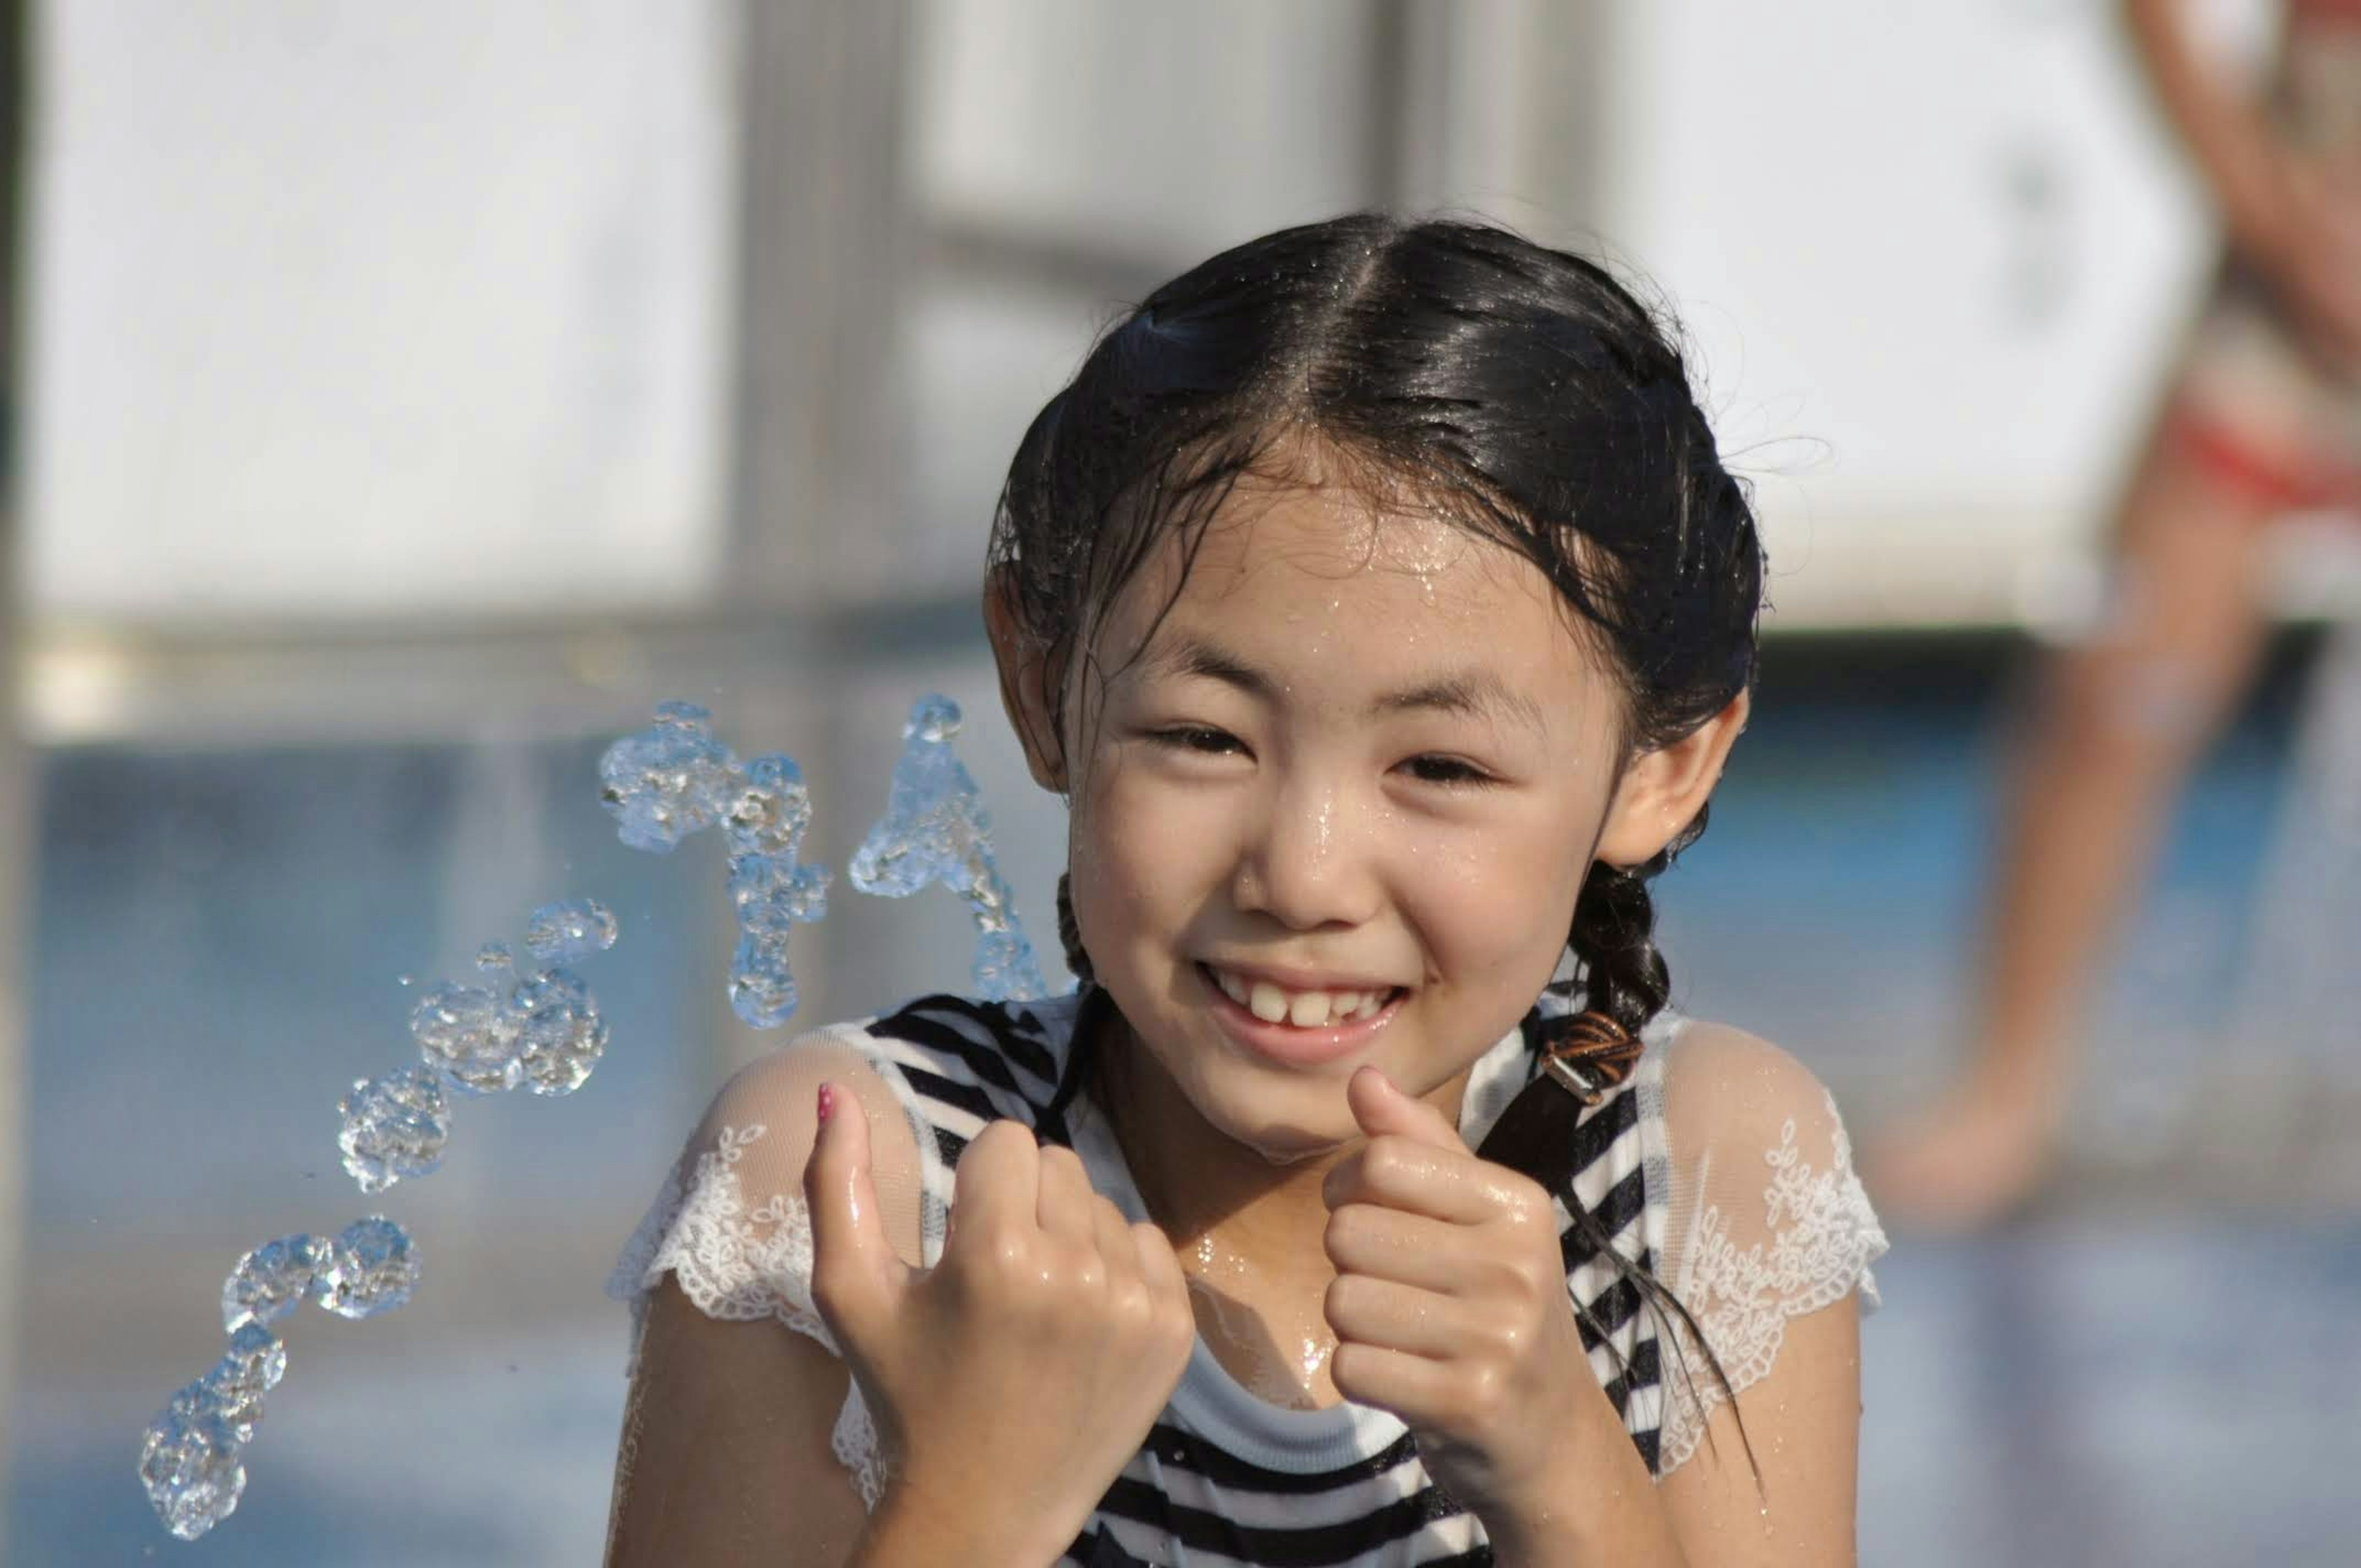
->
[999,213,1764,1469]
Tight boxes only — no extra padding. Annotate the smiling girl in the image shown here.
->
[606,216,1888,1566]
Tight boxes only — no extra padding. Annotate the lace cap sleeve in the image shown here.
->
[606,1030,929,1507]
[1649,1022,1889,1476]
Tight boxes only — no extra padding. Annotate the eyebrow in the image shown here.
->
[1145,633,1549,735]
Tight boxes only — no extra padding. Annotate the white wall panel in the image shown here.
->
[23,0,736,622]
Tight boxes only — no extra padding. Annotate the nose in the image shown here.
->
[1233,774,1380,932]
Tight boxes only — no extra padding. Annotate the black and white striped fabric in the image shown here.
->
[839,981,1675,1567]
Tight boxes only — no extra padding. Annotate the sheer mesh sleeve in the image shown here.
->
[1645,1023,1888,1476]
[606,1028,932,1507]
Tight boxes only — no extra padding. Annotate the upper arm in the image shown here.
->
[607,1280,869,1567]
[605,1034,930,1567]
[1648,1024,1887,1567]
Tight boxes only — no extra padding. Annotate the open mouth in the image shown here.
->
[1198,963,1404,1029]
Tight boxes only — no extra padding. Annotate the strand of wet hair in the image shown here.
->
[1555,804,1759,1484]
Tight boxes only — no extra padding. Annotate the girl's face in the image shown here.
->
[1048,472,1650,1162]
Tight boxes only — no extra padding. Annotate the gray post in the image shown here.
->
[719,0,911,1067]
[0,0,34,1495]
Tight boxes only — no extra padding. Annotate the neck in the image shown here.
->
[1084,994,1480,1410]
[1088,999,1473,1264]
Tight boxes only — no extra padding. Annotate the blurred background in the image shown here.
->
[4,1,2359,1562]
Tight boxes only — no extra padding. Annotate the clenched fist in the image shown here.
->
[804,1084,1195,1563]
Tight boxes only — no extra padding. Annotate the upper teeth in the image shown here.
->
[1209,967,1390,1027]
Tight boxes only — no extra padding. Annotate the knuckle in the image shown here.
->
[1362,1137,1409,1183]
[1464,1363,1504,1422]
[1324,1203,1373,1254]
[976,1232,1034,1288]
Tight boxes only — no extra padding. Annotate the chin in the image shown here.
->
[1193,1072,1362,1165]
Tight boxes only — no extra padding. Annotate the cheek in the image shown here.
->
[1066,756,1233,938]
[1407,801,1597,970]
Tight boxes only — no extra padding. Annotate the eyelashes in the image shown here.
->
[1142,727,1500,788]
[1398,755,1498,788]
[1147,724,1242,756]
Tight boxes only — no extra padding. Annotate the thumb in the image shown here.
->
[1346,1066,1469,1154]
[804,1081,907,1335]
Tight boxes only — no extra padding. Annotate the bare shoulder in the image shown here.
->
[686,1026,929,1270]
[1656,1016,1855,1165]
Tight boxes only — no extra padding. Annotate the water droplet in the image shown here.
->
[522,897,620,963]
[221,1235,331,1332]
[338,1066,452,1192]
[139,1407,245,1540]
[511,967,609,1096]
[312,1216,420,1321]
[850,695,1046,1000]
[409,981,523,1096]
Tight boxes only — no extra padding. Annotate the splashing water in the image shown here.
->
[146,695,1041,1540]
[601,704,832,1028]
[312,1216,422,1320]
[146,891,623,1541]
[140,1409,246,1541]
[337,1066,452,1194]
[220,1235,332,1332]
[524,896,622,962]
[850,695,1048,1000]
[512,965,611,1095]
[150,1218,417,1540]
[409,980,525,1096]
[598,700,742,852]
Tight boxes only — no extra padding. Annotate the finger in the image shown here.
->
[1323,1272,1463,1358]
[1346,1066,1469,1154]
[949,1119,1042,1245]
[1130,1220,1189,1307]
[1035,1144,1097,1248]
[1329,1340,1465,1429]
[804,1081,904,1327]
[1323,1136,1498,1225]
[1323,1202,1481,1293]
[1088,1195,1137,1280]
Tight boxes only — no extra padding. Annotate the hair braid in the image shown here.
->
[1055,873,1094,987]
[1568,802,1709,1035]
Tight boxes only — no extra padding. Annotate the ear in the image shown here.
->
[983,566,1069,792]
[1594,691,1749,867]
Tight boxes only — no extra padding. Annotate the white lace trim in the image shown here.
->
[1659,1092,1889,1474]
[606,1123,887,1508]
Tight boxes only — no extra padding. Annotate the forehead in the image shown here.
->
[1101,471,1608,707]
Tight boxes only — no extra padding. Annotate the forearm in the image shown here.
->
[2123,0,2289,250]
[849,1484,1072,1568]
[1477,1379,1689,1568]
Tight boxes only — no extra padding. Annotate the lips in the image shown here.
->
[1196,962,1404,1067]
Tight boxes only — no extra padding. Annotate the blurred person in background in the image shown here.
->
[1873,0,2361,1227]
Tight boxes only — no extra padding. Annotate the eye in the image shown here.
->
[1399,754,1497,788]
[1149,724,1246,757]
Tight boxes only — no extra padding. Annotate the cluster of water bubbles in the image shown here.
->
[144,694,1042,1542]
[851,696,1047,1000]
[140,1218,421,1539]
[140,897,622,1540]
[600,701,833,1027]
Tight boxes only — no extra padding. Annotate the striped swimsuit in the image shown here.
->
[614,983,1887,1564]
